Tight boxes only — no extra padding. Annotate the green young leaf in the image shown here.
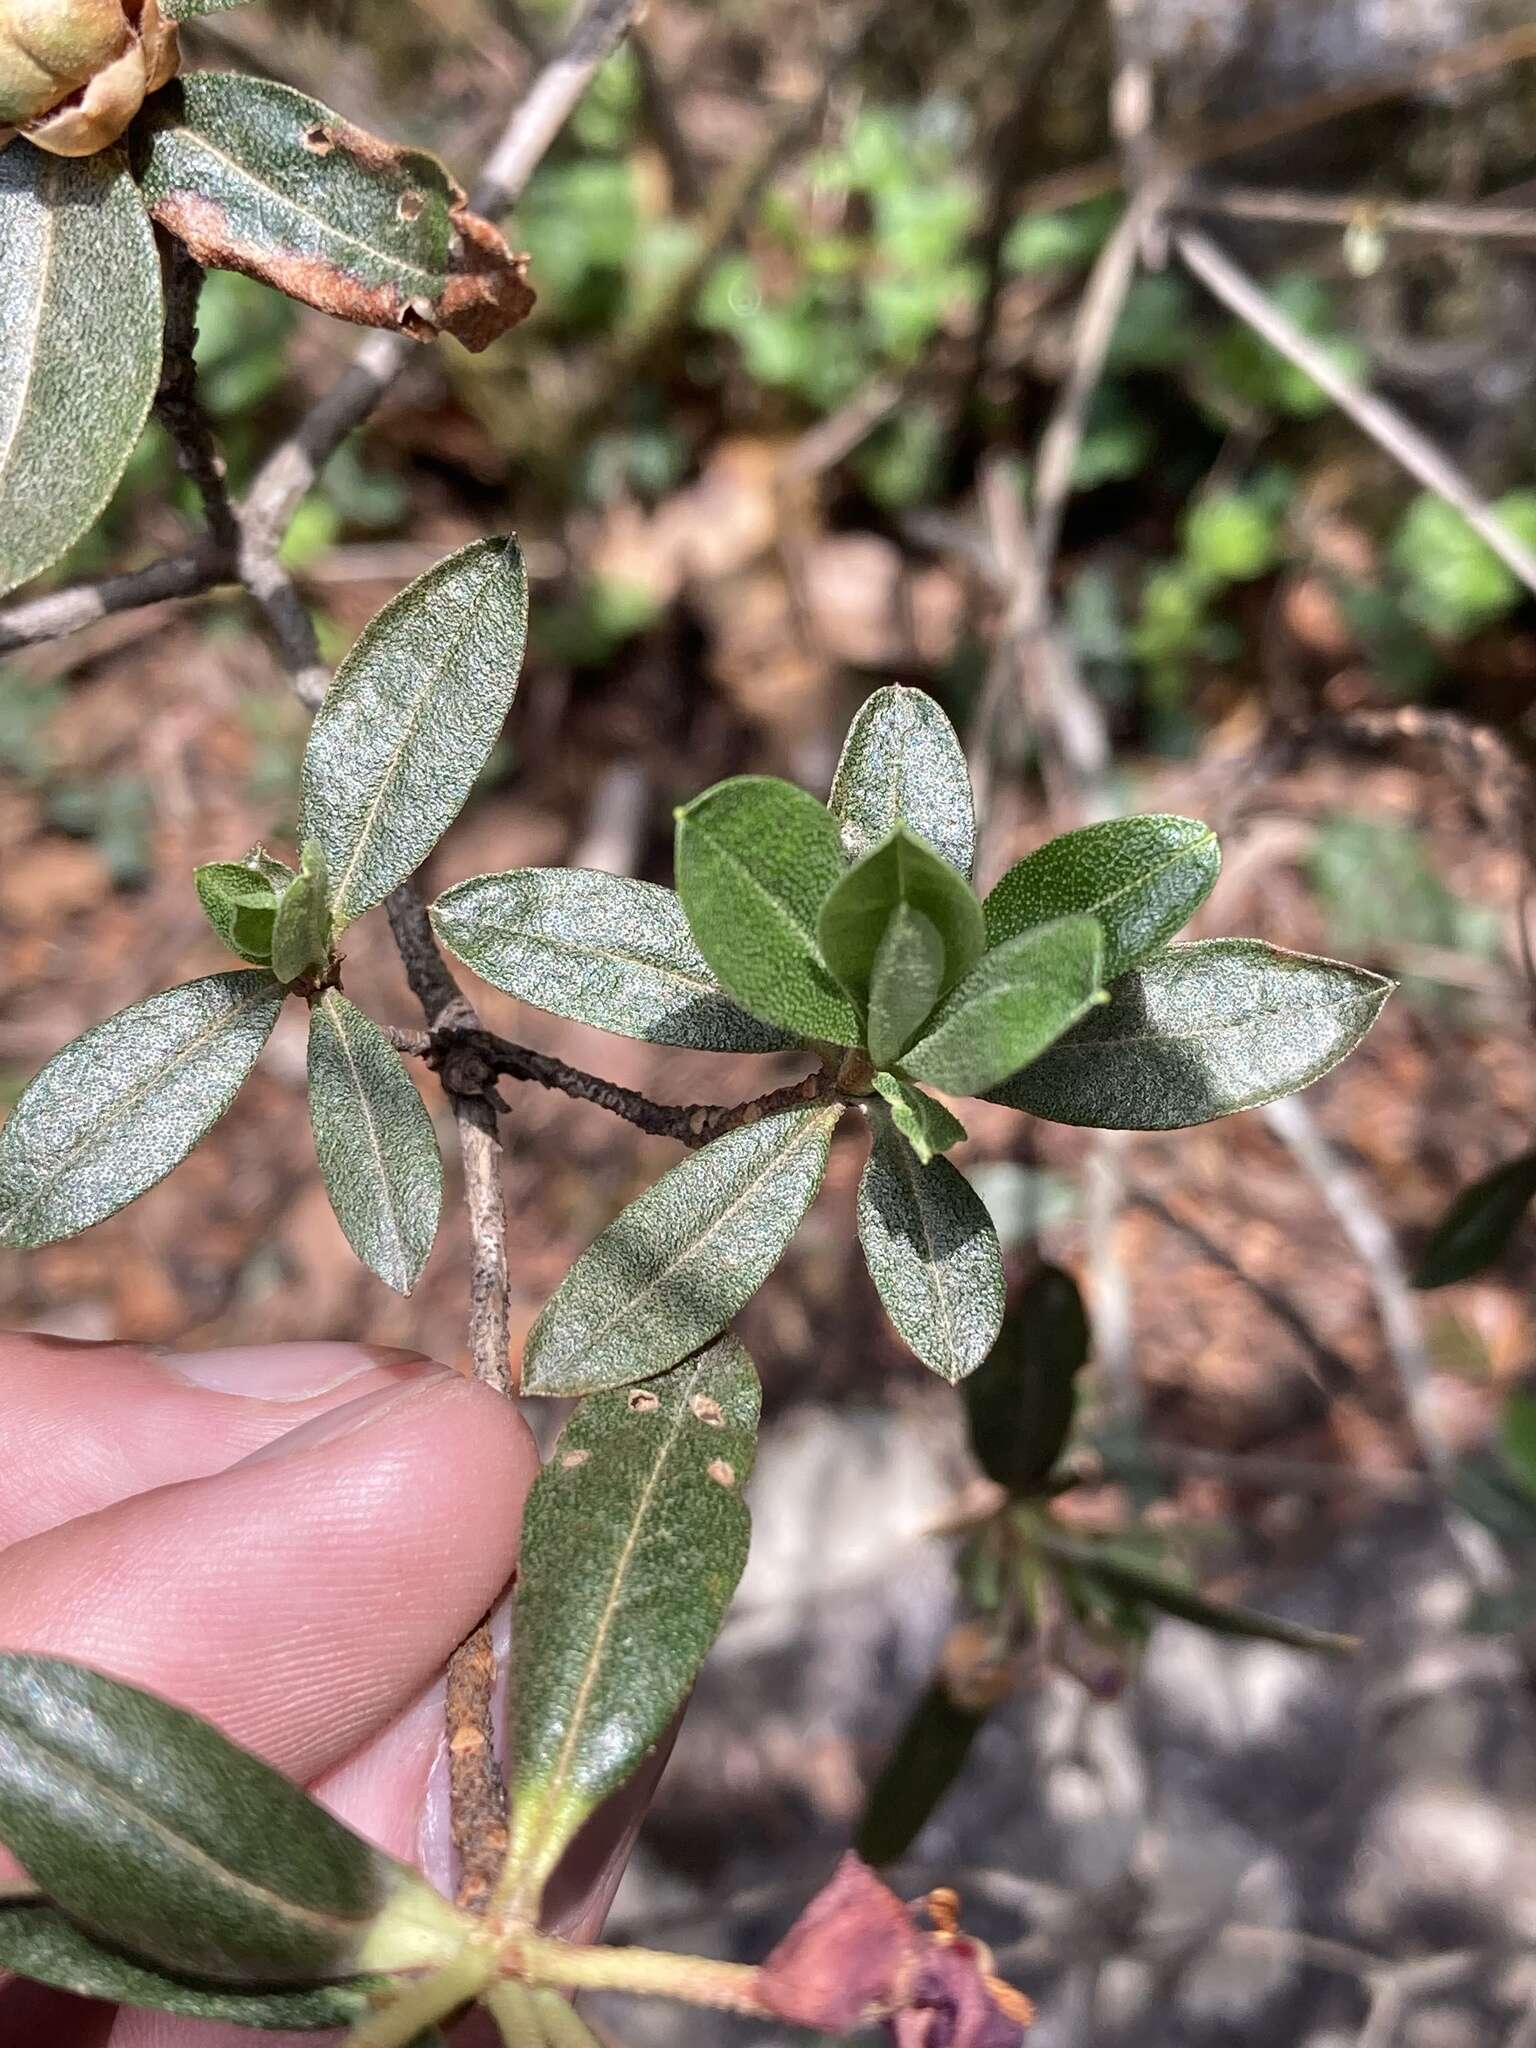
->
[871,1072,966,1164]
[1411,1150,1536,1290]
[674,776,861,1043]
[134,75,533,348]
[0,145,161,598]
[308,993,442,1295]
[818,827,985,1021]
[245,845,298,893]
[301,539,528,928]
[829,685,976,878]
[0,972,284,1248]
[196,861,280,965]
[523,1103,842,1396]
[993,939,1392,1130]
[271,839,333,985]
[506,1339,760,1909]
[867,901,946,1069]
[0,1907,379,2030]
[430,869,794,1053]
[901,917,1105,1099]
[857,1112,1004,1382]
[964,1264,1090,1495]
[1034,1532,1357,1655]
[983,816,1220,982]
[0,1654,469,1984]
[854,1682,986,1867]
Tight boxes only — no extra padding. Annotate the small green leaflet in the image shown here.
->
[830,686,977,878]
[271,839,333,985]
[134,75,532,347]
[902,916,1105,1099]
[196,861,280,965]
[1035,1532,1358,1655]
[817,826,985,1010]
[505,1340,761,1911]
[1412,1149,1536,1289]
[0,1655,444,1983]
[523,1103,842,1395]
[867,902,946,1069]
[855,1682,986,1867]
[0,972,283,1248]
[964,1264,1090,1495]
[430,869,794,1053]
[308,993,442,1295]
[871,1073,966,1165]
[302,539,528,927]
[994,940,1392,1129]
[857,1113,1004,1381]
[0,146,161,598]
[984,816,1220,982]
[0,1908,379,2030]
[675,777,861,1044]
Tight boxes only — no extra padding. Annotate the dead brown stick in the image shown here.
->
[1182,183,1536,244]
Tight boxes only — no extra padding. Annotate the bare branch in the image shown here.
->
[1174,224,1536,602]
[1182,183,1536,245]
[154,239,240,559]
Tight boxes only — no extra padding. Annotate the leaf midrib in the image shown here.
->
[700,834,855,1032]
[887,1128,958,1375]
[156,116,443,293]
[544,1105,836,1378]
[0,1719,373,1948]
[478,918,723,1000]
[1038,993,1377,1060]
[0,157,60,492]
[324,552,506,921]
[512,1375,696,1875]
[0,979,277,1240]
[317,996,409,1283]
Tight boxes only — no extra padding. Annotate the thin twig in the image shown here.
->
[154,238,240,558]
[1174,224,1536,601]
[388,1024,837,1150]
[1182,183,1536,245]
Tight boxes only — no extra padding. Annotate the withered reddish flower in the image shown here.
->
[0,0,179,157]
[756,1855,1032,2047]
[758,1852,921,2031]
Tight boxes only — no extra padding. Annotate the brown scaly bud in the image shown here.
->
[0,0,179,158]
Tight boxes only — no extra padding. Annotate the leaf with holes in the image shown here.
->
[196,861,281,966]
[1412,1150,1536,1289]
[992,940,1392,1129]
[0,145,161,598]
[901,917,1105,1100]
[308,993,442,1294]
[871,1073,966,1165]
[1034,1533,1357,1655]
[430,870,794,1053]
[858,1112,1004,1382]
[270,840,333,986]
[134,74,533,347]
[818,827,985,1019]
[0,1908,381,2030]
[675,777,860,1044]
[0,1654,471,1984]
[0,972,284,1249]
[523,1103,842,1396]
[830,686,976,877]
[301,539,527,927]
[505,1339,760,1910]
[964,1264,1089,1495]
[983,816,1220,982]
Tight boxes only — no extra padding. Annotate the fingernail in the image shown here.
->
[233,1370,459,1466]
[166,1343,439,1401]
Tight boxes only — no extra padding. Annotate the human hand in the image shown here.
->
[0,1333,626,2046]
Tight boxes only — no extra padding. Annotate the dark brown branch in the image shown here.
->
[154,238,241,559]
[388,1023,837,1150]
